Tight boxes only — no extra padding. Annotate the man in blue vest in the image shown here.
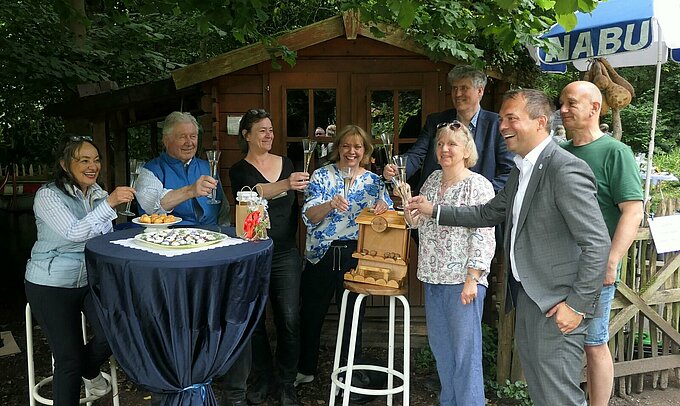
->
[136,111,230,226]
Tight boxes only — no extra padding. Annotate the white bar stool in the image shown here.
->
[329,281,410,406]
[25,303,120,406]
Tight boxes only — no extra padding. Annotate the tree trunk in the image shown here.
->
[68,0,86,49]
[612,108,622,140]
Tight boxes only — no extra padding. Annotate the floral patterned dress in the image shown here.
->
[302,164,392,264]
[414,170,495,286]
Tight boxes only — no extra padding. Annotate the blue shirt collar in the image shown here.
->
[459,108,481,133]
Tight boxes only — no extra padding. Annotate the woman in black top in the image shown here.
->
[223,108,309,406]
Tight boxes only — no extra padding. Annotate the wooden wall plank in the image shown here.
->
[216,75,263,94]
[272,59,446,74]
[218,94,265,112]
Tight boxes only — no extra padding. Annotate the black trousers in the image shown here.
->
[251,248,302,384]
[222,248,302,399]
[25,281,111,406]
[298,240,365,376]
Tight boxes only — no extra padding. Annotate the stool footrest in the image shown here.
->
[330,365,406,396]
[32,372,113,405]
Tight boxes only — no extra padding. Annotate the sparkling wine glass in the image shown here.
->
[392,155,408,184]
[380,133,394,164]
[391,155,409,210]
[118,159,145,216]
[206,150,221,204]
[302,139,317,173]
[341,167,352,199]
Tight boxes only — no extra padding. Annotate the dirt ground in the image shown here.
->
[2,287,679,406]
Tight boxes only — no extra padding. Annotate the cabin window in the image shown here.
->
[285,88,337,172]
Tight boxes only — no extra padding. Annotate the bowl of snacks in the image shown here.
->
[132,213,182,230]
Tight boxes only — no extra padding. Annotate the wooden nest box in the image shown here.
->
[344,208,410,288]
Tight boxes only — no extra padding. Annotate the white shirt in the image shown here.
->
[509,136,553,282]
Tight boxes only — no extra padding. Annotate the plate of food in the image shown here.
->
[132,214,182,230]
[134,228,227,249]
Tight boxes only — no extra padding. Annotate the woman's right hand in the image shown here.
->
[288,171,310,191]
[107,186,136,208]
[329,194,349,212]
[406,195,434,217]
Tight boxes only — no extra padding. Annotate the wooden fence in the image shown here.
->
[496,198,680,397]
[1,164,49,212]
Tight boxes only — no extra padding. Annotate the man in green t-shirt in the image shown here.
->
[559,81,644,406]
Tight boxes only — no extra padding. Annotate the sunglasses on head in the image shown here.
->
[248,108,267,116]
[69,135,93,142]
[436,121,463,131]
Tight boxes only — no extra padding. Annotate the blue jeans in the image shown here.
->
[425,283,486,406]
[585,284,616,346]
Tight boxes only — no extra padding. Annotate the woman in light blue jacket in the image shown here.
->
[25,135,134,405]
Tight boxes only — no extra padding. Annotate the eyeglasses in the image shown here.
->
[69,135,93,142]
[436,121,463,131]
[248,109,267,116]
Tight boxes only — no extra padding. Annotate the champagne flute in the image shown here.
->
[380,133,394,164]
[302,139,317,173]
[391,155,408,210]
[392,155,408,185]
[341,167,352,200]
[118,159,145,216]
[206,150,221,204]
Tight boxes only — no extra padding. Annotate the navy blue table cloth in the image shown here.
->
[85,227,273,405]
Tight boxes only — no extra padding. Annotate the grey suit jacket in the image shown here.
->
[439,141,610,316]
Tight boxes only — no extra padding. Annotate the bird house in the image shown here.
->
[344,208,410,288]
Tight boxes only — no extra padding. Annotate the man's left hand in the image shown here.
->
[546,302,583,334]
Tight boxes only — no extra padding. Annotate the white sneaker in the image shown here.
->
[83,372,110,397]
[294,372,314,387]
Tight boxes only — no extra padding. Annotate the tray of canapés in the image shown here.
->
[132,213,181,229]
[134,228,227,249]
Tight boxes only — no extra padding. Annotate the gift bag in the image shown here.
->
[235,187,269,240]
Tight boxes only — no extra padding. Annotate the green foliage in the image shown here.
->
[488,380,534,406]
[339,0,600,74]
[481,322,498,381]
[413,345,435,373]
[649,148,680,213]
[616,65,680,154]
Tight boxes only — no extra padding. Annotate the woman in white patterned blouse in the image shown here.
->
[406,121,495,406]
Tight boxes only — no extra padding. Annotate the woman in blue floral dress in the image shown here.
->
[295,125,392,386]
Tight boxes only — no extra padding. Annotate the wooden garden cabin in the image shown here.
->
[169,12,509,311]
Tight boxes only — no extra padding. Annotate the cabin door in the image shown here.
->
[269,71,441,307]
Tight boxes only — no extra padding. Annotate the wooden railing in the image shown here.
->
[1,164,49,211]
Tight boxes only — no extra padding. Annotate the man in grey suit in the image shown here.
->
[408,89,611,406]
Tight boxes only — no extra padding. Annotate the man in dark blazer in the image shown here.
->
[385,65,514,194]
[408,89,611,406]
